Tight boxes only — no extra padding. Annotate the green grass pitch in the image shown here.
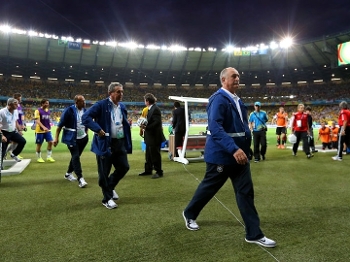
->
[1,127,350,261]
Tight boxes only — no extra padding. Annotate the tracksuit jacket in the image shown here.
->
[82,98,132,156]
[205,88,252,165]
[57,105,87,146]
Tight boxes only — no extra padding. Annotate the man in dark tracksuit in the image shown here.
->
[82,82,132,209]
[182,67,276,248]
[54,95,89,188]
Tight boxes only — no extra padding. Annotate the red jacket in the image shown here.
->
[292,112,308,132]
[338,109,350,126]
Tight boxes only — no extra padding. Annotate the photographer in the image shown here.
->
[249,101,268,162]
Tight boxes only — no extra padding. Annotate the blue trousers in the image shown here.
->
[96,138,129,202]
[66,136,88,180]
[184,162,264,240]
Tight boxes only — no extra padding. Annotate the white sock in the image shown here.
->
[36,152,41,159]
[47,150,52,158]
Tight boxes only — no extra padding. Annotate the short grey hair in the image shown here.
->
[108,82,123,93]
[219,68,228,84]
[339,101,348,109]
[7,98,18,106]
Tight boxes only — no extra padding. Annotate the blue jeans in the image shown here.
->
[184,163,264,240]
[96,138,129,202]
[67,136,88,180]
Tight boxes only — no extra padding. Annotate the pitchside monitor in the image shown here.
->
[338,41,350,66]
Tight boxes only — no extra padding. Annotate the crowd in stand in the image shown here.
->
[0,78,349,125]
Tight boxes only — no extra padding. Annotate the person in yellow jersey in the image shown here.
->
[139,106,148,138]
[34,99,55,163]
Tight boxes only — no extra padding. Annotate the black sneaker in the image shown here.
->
[254,159,260,163]
[182,211,199,231]
[312,150,318,153]
[307,154,314,159]
[261,155,265,161]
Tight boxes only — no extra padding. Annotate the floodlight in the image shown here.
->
[0,25,11,33]
[106,41,117,47]
[12,28,26,35]
[168,45,187,52]
[280,37,293,48]
[118,41,138,49]
[224,45,235,52]
[269,41,278,50]
[146,44,160,50]
[28,30,38,36]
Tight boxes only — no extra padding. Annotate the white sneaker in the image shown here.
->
[112,190,119,200]
[11,154,22,162]
[64,173,77,182]
[182,211,199,231]
[245,236,276,248]
[332,156,342,161]
[102,199,118,209]
[79,177,88,188]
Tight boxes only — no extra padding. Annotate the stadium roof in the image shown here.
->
[1,30,350,87]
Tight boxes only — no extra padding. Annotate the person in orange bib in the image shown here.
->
[330,121,339,149]
[271,107,288,149]
[317,121,331,150]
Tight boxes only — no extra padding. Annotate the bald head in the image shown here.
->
[74,95,86,110]
[220,67,240,94]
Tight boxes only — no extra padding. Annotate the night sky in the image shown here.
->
[1,0,350,47]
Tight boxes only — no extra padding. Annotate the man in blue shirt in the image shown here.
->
[249,102,268,162]
[182,67,276,248]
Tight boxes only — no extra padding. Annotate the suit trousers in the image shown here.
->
[174,131,185,157]
[145,144,163,174]
[96,138,129,202]
[66,135,88,179]
[184,163,264,240]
